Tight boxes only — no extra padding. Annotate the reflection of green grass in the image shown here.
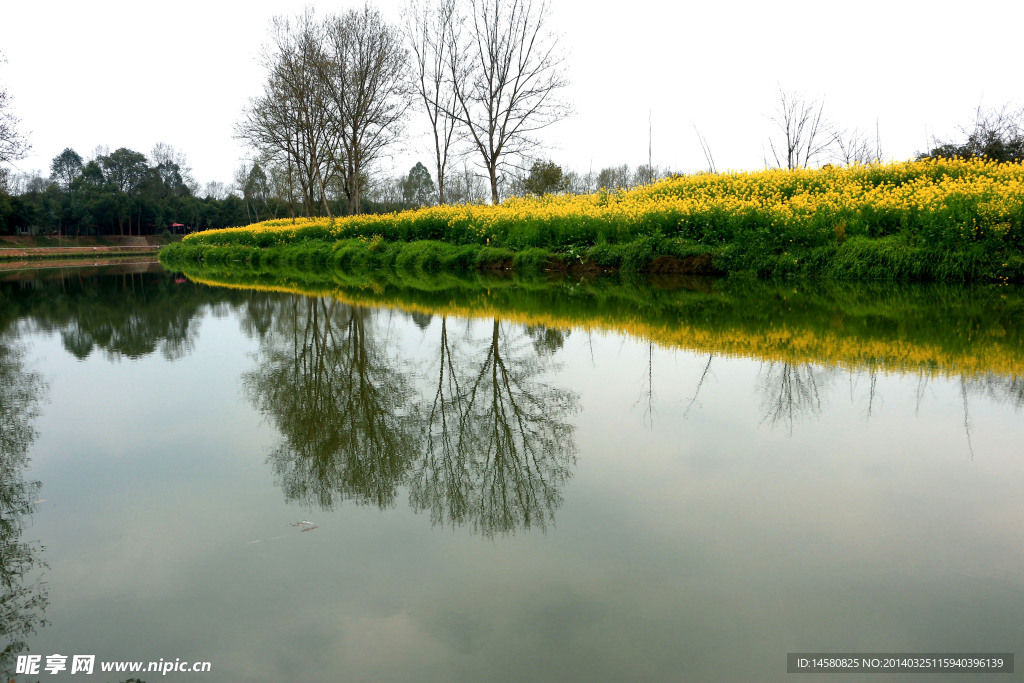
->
[170,257,1024,378]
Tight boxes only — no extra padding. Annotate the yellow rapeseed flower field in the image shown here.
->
[186,158,1024,252]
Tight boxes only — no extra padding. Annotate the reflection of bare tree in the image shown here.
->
[963,372,1024,409]
[410,319,578,537]
[913,370,928,417]
[634,342,656,428]
[957,372,1024,460]
[247,305,579,537]
[683,353,714,418]
[0,342,48,677]
[409,316,471,528]
[757,361,832,434]
[887,371,1024,459]
[864,368,879,419]
[244,297,418,509]
[237,293,280,341]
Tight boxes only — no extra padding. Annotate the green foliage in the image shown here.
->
[401,162,436,207]
[523,160,566,196]
[513,247,557,273]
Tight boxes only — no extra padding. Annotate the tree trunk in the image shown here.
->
[489,165,499,205]
[315,162,333,222]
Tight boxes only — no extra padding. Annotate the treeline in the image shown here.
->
[0,144,250,237]
[0,144,434,237]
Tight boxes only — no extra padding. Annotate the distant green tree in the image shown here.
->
[0,190,11,234]
[49,148,83,193]
[48,148,84,233]
[99,148,148,195]
[77,160,115,235]
[523,160,566,196]
[401,162,436,207]
[98,148,148,234]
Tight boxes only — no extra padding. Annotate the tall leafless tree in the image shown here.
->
[324,5,411,215]
[236,10,339,219]
[767,88,832,170]
[445,0,571,204]
[404,0,461,205]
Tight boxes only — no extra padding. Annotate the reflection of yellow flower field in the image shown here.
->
[184,158,1024,254]
[189,274,1024,379]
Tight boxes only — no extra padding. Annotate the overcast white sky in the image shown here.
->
[2,0,1022,189]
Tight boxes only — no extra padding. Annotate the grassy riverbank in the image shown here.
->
[161,158,1024,282]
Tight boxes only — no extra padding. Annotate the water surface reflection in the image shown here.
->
[3,265,1023,681]
[0,323,48,677]
[242,293,579,537]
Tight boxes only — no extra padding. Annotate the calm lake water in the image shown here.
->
[2,262,1023,682]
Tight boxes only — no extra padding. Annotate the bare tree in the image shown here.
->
[234,162,270,223]
[831,122,882,166]
[693,123,717,173]
[151,142,197,193]
[633,163,661,187]
[446,0,571,204]
[324,5,411,215]
[203,181,230,201]
[596,164,632,190]
[365,172,406,206]
[757,361,832,434]
[562,168,596,195]
[0,52,30,169]
[404,0,461,205]
[445,160,489,203]
[265,158,299,221]
[236,10,339,219]
[767,88,833,170]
